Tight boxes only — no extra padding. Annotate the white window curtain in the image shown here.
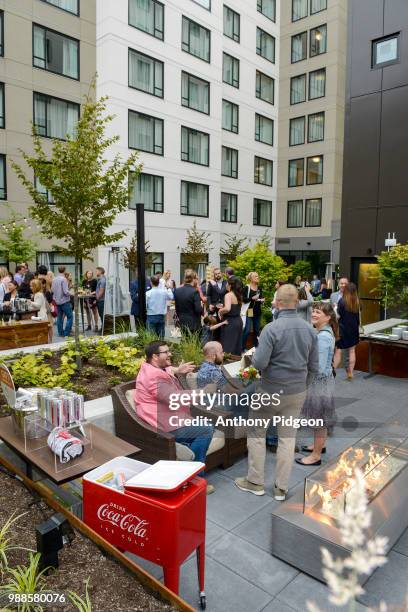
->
[130,114,153,151]
[290,117,305,145]
[182,182,207,216]
[256,159,272,185]
[223,54,232,83]
[130,0,154,33]
[222,101,232,129]
[184,75,208,112]
[48,98,77,139]
[224,7,234,38]
[311,0,327,14]
[308,113,324,142]
[292,0,308,21]
[258,0,275,20]
[189,22,209,60]
[292,33,306,62]
[291,75,306,103]
[288,201,303,227]
[130,51,154,93]
[62,38,78,79]
[257,72,273,102]
[289,160,303,186]
[34,95,47,135]
[306,199,322,226]
[190,131,208,165]
[33,26,46,67]
[37,252,51,269]
[257,29,274,62]
[47,0,78,13]
[311,25,327,56]
[0,157,5,199]
[257,115,273,144]
[131,174,153,208]
[309,69,325,98]
[257,201,271,225]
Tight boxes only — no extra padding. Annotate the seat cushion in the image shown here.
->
[185,372,198,389]
[207,429,225,455]
[125,389,136,410]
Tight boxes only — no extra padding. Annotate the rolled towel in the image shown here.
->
[47,427,84,463]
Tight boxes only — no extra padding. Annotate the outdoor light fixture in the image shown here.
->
[36,513,74,573]
[312,156,321,163]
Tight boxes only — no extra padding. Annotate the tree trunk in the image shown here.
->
[74,256,81,369]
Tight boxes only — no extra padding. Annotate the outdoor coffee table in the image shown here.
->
[0,416,140,485]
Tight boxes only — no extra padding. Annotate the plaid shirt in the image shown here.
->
[197,361,227,389]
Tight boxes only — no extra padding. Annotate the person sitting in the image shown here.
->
[18,272,35,300]
[135,341,215,493]
[3,280,18,304]
[197,341,228,391]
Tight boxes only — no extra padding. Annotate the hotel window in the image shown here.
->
[41,0,79,15]
[0,155,6,200]
[129,111,163,155]
[256,71,274,104]
[257,0,275,22]
[287,200,303,228]
[181,181,209,217]
[253,199,272,227]
[33,25,79,79]
[181,72,209,114]
[0,11,3,57]
[33,93,79,140]
[129,0,164,40]
[224,6,240,43]
[182,16,210,63]
[255,114,273,146]
[191,0,211,9]
[37,252,78,277]
[309,68,326,99]
[308,112,324,143]
[310,0,327,14]
[146,252,164,277]
[35,175,54,204]
[181,126,209,166]
[222,100,239,133]
[223,53,240,88]
[372,34,400,68]
[128,49,163,97]
[305,198,322,227]
[129,172,163,212]
[221,193,237,223]
[222,146,238,178]
[0,83,4,128]
[256,28,275,63]
[310,24,327,57]
[288,159,304,187]
[291,31,307,63]
[290,74,306,104]
[306,155,323,184]
[254,156,272,186]
[292,0,308,22]
[289,116,305,146]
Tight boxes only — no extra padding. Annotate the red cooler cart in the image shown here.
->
[83,457,207,609]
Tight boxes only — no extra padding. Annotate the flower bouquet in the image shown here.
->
[238,366,260,385]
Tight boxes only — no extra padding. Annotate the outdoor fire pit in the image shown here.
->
[271,410,408,584]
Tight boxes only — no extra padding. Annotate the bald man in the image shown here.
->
[197,341,228,391]
[235,284,319,501]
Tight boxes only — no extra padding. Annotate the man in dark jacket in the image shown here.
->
[174,269,202,333]
[130,277,152,323]
[206,268,227,317]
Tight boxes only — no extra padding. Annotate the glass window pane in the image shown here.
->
[288,159,304,187]
[181,72,209,114]
[290,74,306,104]
[253,199,272,226]
[0,83,4,128]
[33,25,79,79]
[222,146,238,178]
[305,198,322,226]
[221,193,237,223]
[255,114,273,145]
[181,127,209,166]
[308,112,324,142]
[129,111,163,155]
[289,116,305,145]
[33,93,79,140]
[191,0,211,8]
[129,172,163,212]
[35,175,54,203]
[129,0,164,40]
[42,0,79,15]
[254,157,272,186]
[256,28,275,63]
[0,155,6,200]
[129,49,163,97]
[224,6,240,42]
[292,0,308,21]
[291,32,307,62]
[257,0,275,21]
[222,99,238,133]
[181,181,209,216]
[373,36,399,66]
[287,200,303,227]
[182,16,210,62]
[223,53,239,88]
[310,0,327,14]
[307,156,323,184]
[256,71,274,104]
[309,68,326,99]
[0,11,4,57]
[310,24,327,57]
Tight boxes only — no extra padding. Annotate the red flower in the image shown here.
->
[243,371,249,378]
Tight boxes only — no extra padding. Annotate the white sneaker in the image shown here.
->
[273,483,286,501]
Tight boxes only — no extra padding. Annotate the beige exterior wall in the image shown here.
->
[0,0,96,270]
[276,0,347,266]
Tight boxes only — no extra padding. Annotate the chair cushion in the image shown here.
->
[207,429,225,455]
[125,389,136,410]
[175,443,195,461]
[185,372,198,389]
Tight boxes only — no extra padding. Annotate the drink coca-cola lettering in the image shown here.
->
[97,503,149,539]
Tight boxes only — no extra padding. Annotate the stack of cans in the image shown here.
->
[37,388,84,428]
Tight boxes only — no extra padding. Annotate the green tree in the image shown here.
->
[121,233,153,281]
[12,86,141,362]
[377,244,408,317]
[289,260,312,282]
[0,205,36,266]
[229,243,290,304]
[220,224,249,262]
[182,220,213,272]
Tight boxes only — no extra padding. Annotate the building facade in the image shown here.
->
[275,0,347,276]
[0,0,96,276]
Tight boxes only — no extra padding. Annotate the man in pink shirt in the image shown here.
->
[135,341,214,476]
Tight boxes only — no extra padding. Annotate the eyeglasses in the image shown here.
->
[155,350,171,355]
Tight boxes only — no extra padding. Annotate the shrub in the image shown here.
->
[9,354,76,389]
[94,342,145,379]
[171,333,203,366]
[289,260,312,282]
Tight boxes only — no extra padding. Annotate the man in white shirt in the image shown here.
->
[330,277,349,306]
[146,276,173,338]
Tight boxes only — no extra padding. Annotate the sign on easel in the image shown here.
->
[0,363,16,409]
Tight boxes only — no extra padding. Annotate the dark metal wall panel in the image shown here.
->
[340,208,378,274]
[349,0,383,98]
[376,207,408,253]
[383,0,408,90]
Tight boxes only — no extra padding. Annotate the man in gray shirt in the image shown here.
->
[235,284,319,501]
[51,265,73,337]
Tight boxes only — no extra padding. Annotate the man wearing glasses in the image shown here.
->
[135,341,215,492]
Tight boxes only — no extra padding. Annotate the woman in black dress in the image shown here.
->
[218,277,243,356]
[242,272,264,350]
[82,270,99,331]
[333,283,360,380]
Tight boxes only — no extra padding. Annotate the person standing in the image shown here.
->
[271,279,286,320]
[218,277,243,356]
[130,277,151,325]
[95,267,106,333]
[333,283,360,380]
[242,272,264,350]
[296,283,314,323]
[3,280,18,304]
[206,268,228,319]
[296,303,338,466]
[146,275,173,338]
[174,269,203,334]
[235,284,319,501]
[330,277,349,306]
[82,270,99,331]
[29,279,48,320]
[13,265,25,286]
[310,274,321,296]
[51,266,73,337]
[18,272,35,300]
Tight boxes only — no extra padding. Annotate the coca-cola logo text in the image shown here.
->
[97,503,149,539]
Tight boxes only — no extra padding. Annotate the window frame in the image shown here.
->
[253,198,272,227]
[128,48,164,98]
[181,71,210,115]
[308,67,326,100]
[290,73,307,105]
[223,52,240,88]
[256,27,275,64]
[310,0,327,15]
[182,16,211,63]
[0,82,5,129]
[35,174,54,204]
[181,125,210,167]
[0,154,6,200]
[257,0,276,22]
[0,10,4,57]
[305,197,322,227]
[221,146,239,179]
[287,200,303,228]
[310,24,327,58]
[221,192,238,223]
[255,113,274,146]
[291,31,308,63]
[223,5,240,43]
[32,23,80,81]
[292,0,308,23]
[256,70,275,105]
[254,156,273,186]
[33,91,80,141]
[288,158,304,188]
[372,33,400,69]
[180,180,209,218]
[222,99,239,134]
[191,0,211,10]
[39,0,80,17]
[306,155,324,185]
[129,172,164,213]
[289,116,305,146]
[128,0,164,40]
[128,109,164,156]
[307,111,325,143]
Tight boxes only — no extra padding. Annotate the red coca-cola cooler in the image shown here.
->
[83,457,207,608]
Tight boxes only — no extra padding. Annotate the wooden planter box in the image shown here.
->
[356,340,408,378]
[0,321,49,350]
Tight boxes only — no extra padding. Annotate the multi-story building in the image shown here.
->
[96,0,279,281]
[275,0,347,276]
[0,0,96,276]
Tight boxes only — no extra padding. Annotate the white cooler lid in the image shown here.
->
[124,460,205,492]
